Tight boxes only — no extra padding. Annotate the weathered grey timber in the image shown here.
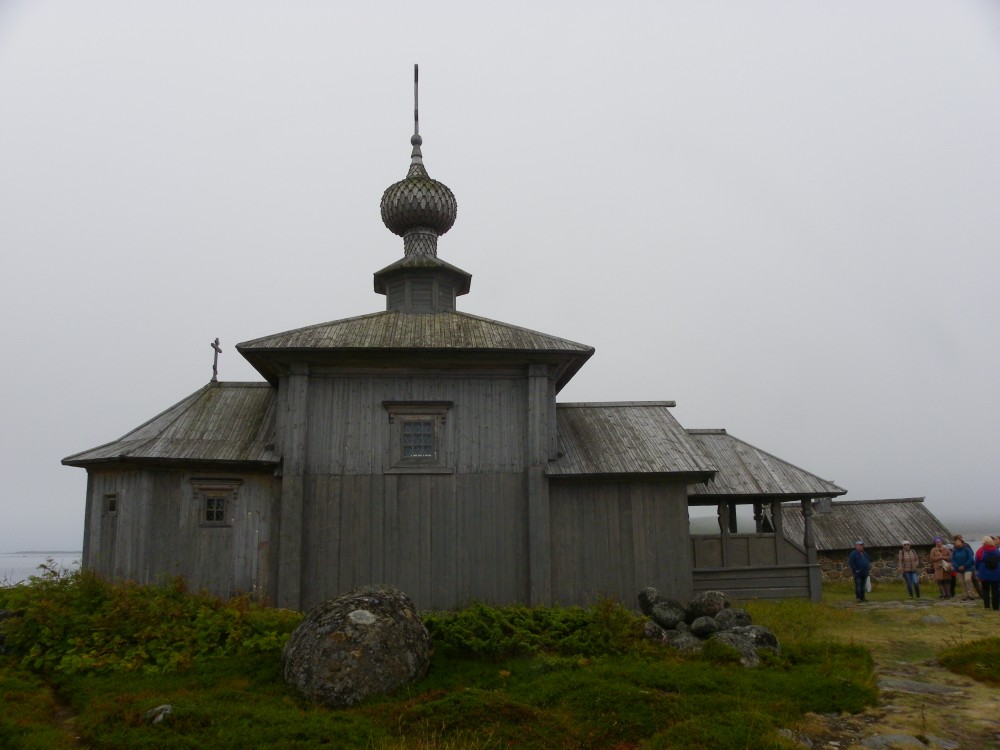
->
[63,70,841,611]
[684,429,846,601]
[782,497,952,583]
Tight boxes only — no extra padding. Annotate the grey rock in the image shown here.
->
[685,590,732,623]
[689,615,721,638]
[650,601,687,631]
[662,630,704,653]
[877,677,961,696]
[144,704,173,724]
[708,631,761,668]
[641,620,670,643]
[638,587,684,618]
[860,734,926,748]
[925,736,961,749]
[729,625,780,654]
[282,585,431,708]
[920,615,947,625]
[715,607,753,630]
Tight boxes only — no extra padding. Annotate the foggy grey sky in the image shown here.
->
[1,1,998,552]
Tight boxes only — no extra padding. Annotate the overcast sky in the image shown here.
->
[1,1,998,552]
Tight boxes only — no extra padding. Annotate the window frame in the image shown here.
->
[191,478,242,528]
[383,401,453,473]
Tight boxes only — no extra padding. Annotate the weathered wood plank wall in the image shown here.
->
[85,468,274,598]
[549,481,692,605]
[297,373,533,610]
[692,565,813,600]
[690,534,808,569]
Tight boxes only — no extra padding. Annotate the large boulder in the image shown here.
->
[282,585,431,708]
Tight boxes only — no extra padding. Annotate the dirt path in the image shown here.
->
[788,599,1000,749]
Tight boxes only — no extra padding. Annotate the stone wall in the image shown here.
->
[817,546,932,583]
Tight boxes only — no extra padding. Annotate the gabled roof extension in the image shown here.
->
[782,497,952,551]
[685,429,846,505]
[237,310,595,390]
[547,402,716,480]
[62,383,278,468]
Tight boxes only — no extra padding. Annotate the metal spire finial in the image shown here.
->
[410,63,423,164]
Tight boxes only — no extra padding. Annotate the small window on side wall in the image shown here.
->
[191,479,242,527]
[104,493,118,515]
[383,401,453,473]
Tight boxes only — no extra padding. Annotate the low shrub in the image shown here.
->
[422,598,647,658]
[0,567,301,675]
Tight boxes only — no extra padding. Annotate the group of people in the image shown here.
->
[848,536,1000,609]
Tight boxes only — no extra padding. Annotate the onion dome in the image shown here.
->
[380,66,457,257]
[380,135,457,240]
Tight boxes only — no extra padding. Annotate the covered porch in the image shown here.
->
[685,429,847,602]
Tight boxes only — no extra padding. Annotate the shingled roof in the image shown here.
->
[547,402,716,479]
[782,498,953,551]
[62,383,279,468]
[685,429,846,505]
[237,310,594,390]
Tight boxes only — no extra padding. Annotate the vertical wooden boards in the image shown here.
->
[526,364,552,606]
[277,367,309,609]
[303,373,529,475]
[297,470,528,611]
[86,468,272,599]
[549,480,691,606]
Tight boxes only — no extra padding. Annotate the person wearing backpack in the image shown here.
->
[975,536,1000,611]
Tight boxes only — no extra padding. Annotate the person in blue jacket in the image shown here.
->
[950,535,976,600]
[848,540,872,603]
[975,536,1000,611]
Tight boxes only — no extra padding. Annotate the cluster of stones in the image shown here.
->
[638,588,780,668]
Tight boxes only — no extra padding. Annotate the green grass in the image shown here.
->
[937,637,1000,686]
[0,570,887,749]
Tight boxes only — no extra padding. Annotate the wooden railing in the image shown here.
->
[690,534,820,602]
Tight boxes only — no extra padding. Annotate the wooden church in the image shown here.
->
[64,72,845,611]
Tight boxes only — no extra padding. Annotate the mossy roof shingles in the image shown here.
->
[62,383,278,467]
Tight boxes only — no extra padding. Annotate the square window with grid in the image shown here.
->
[205,495,227,524]
[383,401,453,472]
[402,420,435,458]
[191,479,240,527]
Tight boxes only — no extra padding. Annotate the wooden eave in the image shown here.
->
[237,311,595,392]
[685,428,846,504]
[373,254,472,295]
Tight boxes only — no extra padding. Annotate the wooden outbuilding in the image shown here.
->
[782,498,952,582]
[64,80,844,611]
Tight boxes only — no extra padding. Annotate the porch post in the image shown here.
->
[801,498,822,602]
[771,499,783,564]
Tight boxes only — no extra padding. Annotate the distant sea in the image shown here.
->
[0,552,81,585]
